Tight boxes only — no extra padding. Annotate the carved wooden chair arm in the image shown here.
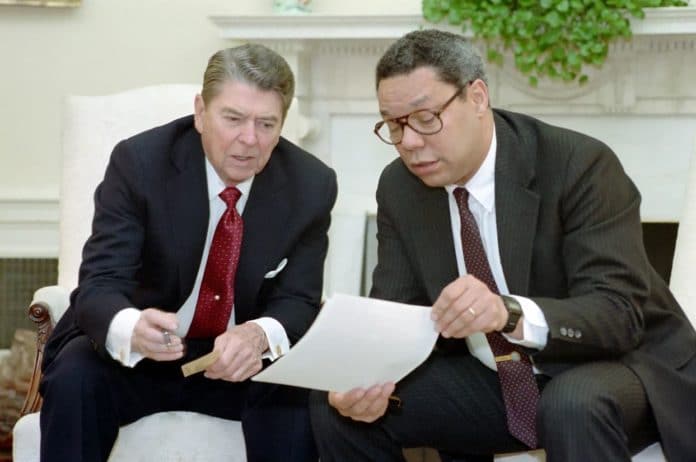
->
[19,302,54,416]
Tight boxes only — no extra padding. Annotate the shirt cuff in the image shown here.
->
[248,317,290,361]
[502,295,549,350]
[105,307,145,367]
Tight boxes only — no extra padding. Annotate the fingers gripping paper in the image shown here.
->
[252,293,439,392]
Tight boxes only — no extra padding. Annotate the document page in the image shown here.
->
[252,293,438,392]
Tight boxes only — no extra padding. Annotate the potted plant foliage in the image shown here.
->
[423,0,687,85]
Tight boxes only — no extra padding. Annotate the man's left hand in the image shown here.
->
[328,383,395,423]
[203,323,269,382]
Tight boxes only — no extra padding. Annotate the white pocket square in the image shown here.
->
[264,258,288,279]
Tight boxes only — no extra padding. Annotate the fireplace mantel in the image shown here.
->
[209,10,696,117]
[209,9,696,41]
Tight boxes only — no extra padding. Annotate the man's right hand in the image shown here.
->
[328,382,395,423]
[131,308,185,361]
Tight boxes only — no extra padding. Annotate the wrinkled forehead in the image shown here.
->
[377,68,453,118]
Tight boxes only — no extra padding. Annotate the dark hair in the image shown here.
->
[376,29,487,92]
[202,44,295,121]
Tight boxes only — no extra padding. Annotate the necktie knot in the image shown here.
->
[453,186,469,210]
[220,186,241,208]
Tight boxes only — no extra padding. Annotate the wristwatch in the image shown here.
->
[499,295,523,333]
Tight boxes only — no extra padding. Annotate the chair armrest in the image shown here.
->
[32,286,70,325]
[19,286,70,415]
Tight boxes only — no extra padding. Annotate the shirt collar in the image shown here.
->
[205,159,254,201]
[445,126,497,212]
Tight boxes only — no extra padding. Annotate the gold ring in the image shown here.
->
[468,307,476,317]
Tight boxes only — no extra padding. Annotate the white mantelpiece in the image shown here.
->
[209,10,696,115]
[208,11,696,296]
[209,9,696,40]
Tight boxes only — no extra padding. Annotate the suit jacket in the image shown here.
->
[371,109,696,459]
[44,115,337,368]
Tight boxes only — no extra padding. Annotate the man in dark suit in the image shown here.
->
[39,44,337,462]
[310,30,696,462]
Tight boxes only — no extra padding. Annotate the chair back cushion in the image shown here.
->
[58,84,200,290]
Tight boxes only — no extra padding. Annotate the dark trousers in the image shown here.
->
[309,351,658,462]
[39,335,317,462]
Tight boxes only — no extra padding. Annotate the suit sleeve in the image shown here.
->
[71,140,147,349]
[532,137,651,363]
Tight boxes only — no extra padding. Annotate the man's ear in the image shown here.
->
[193,94,205,133]
[469,79,490,113]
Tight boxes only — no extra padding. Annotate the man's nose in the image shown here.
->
[239,121,258,145]
[399,124,425,149]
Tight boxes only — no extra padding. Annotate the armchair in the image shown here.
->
[12,84,248,462]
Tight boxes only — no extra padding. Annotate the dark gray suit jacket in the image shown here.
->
[371,109,696,459]
[44,115,337,368]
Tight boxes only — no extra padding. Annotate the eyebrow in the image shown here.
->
[220,107,280,123]
[380,94,431,118]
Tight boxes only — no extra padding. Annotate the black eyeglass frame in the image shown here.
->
[373,81,473,145]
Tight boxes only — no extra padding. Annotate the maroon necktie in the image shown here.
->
[454,187,539,449]
[188,186,243,338]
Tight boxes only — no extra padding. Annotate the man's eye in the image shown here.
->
[412,112,436,124]
[386,122,401,133]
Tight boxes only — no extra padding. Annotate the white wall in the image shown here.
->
[0,0,420,201]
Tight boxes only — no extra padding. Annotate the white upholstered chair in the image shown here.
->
[12,84,254,462]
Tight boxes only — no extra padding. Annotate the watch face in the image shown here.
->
[501,296,522,333]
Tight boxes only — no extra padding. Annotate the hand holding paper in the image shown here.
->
[252,293,438,392]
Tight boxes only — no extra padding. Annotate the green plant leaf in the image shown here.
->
[557,0,570,12]
[420,0,687,85]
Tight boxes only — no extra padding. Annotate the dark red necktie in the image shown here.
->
[454,187,539,449]
[188,186,243,339]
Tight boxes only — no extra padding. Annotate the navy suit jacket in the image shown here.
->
[44,115,337,367]
[371,109,696,459]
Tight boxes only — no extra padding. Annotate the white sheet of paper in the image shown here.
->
[252,293,438,392]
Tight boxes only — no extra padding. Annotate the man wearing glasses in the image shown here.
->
[310,29,696,462]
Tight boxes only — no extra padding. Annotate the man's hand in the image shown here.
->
[203,322,269,382]
[431,275,511,338]
[131,308,185,361]
[328,383,395,423]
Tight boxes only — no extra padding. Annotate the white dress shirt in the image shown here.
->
[106,159,289,366]
[445,128,549,371]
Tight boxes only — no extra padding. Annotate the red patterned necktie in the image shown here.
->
[454,187,539,449]
[188,186,243,339]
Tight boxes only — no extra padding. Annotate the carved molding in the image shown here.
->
[210,11,696,115]
[209,8,696,41]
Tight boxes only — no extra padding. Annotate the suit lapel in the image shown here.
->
[493,111,539,296]
[234,149,290,320]
[166,128,209,299]
[403,171,459,301]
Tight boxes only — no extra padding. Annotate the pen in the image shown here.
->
[388,395,402,409]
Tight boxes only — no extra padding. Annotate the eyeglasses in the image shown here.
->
[373,83,469,145]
